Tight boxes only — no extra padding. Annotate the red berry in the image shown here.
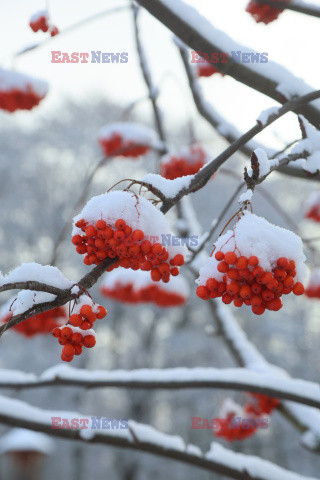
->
[52,327,61,338]
[96,219,107,230]
[196,285,209,299]
[80,305,93,318]
[115,219,126,230]
[72,235,83,245]
[215,251,224,261]
[152,243,162,255]
[96,306,107,319]
[222,293,233,304]
[85,225,96,237]
[74,345,83,355]
[62,344,75,357]
[61,327,73,339]
[284,276,294,288]
[293,282,304,295]
[151,268,161,282]
[261,272,273,284]
[252,266,263,277]
[170,267,179,276]
[71,332,83,344]
[224,252,237,265]
[248,256,259,267]
[236,256,248,270]
[252,305,265,315]
[81,320,92,330]
[132,230,144,242]
[69,314,82,327]
[262,289,274,302]
[83,335,96,348]
[251,295,262,307]
[226,281,240,296]
[239,285,252,299]
[274,268,287,281]
[217,261,229,273]
[206,278,218,291]
[277,257,289,269]
[61,354,73,362]
[173,254,184,266]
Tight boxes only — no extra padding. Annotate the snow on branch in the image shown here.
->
[0,364,319,410]
[0,393,317,480]
[154,90,320,213]
[136,0,320,127]
[178,45,320,183]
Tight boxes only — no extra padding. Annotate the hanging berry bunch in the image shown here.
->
[29,10,59,37]
[305,269,320,299]
[51,295,107,362]
[98,123,160,158]
[160,145,208,180]
[246,0,290,24]
[196,211,306,315]
[0,68,48,113]
[100,268,189,307]
[1,304,66,337]
[214,394,279,442]
[72,191,187,283]
[305,192,320,223]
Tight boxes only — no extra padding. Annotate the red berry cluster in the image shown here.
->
[214,394,279,442]
[196,251,304,315]
[100,282,186,307]
[72,218,184,283]
[246,0,289,24]
[0,87,45,113]
[52,302,107,362]
[29,13,59,37]
[197,62,223,78]
[305,204,320,223]
[3,307,66,337]
[99,133,150,158]
[161,146,207,180]
[305,270,320,299]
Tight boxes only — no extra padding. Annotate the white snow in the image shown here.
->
[0,428,54,455]
[197,211,307,284]
[160,145,210,166]
[29,9,48,23]
[238,190,253,203]
[0,68,48,96]
[288,117,320,174]
[73,190,188,258]
[257,107,280,126]
[10,290,56,316]
[0,263,73,290]
[306,269,320,288]
[141,173,193,198]
[206,442,319,480]
[98,122,163,149]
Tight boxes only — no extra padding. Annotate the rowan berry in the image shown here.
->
[215,251,224,261]
[69,314,82,327]
[83,335,96,348]
[293,282,304,295]
[224,252,237,265]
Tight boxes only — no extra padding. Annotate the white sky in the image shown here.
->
[1,0,319,146]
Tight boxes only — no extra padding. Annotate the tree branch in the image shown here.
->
[135,0,320,127]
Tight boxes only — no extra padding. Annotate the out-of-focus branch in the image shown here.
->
[178,45,320,183]
[132,3,167,148]
[135,0,320,127]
